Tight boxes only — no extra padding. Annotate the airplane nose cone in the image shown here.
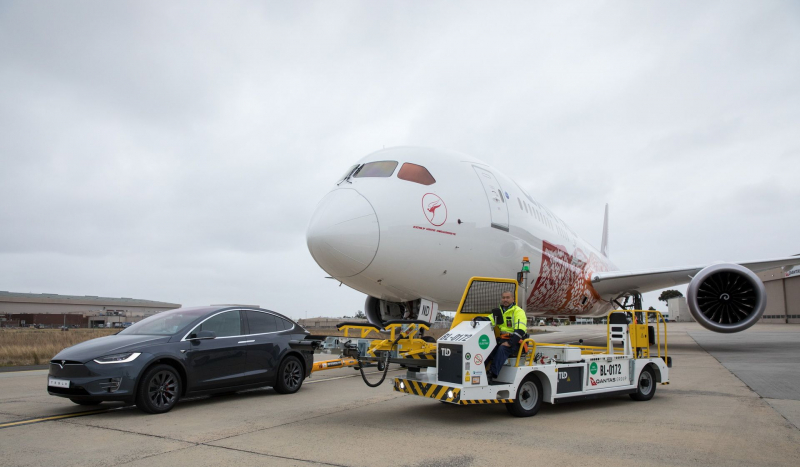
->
[307,189,379,278]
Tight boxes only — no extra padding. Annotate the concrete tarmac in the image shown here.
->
[0,323,798,466]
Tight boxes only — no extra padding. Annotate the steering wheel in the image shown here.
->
[471,316,491,328]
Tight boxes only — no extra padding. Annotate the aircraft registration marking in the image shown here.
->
[412,225,456,236]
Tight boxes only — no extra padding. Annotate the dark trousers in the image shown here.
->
[487,339,519,377]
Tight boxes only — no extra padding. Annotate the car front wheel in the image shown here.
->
[274,356,305,394]
[136,364,181,414]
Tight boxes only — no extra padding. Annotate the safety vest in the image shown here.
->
[489,304,527,334]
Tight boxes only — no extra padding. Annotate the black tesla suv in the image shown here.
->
[47,306,316,413]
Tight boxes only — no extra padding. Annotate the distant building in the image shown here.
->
[757,265,800,323]
[1,313,85,328]
[668,297,694,322]
[0,291,180,328]
[297,317,365,328]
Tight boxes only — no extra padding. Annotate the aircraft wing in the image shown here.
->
[591,255,800,298]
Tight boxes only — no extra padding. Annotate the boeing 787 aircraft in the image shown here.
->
[307,147,797,334]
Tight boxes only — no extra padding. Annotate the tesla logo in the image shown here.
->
[422,193,447,227]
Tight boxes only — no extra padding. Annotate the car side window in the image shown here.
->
[278,318,294,331]
[196,310,243,338]
[246,311,279,334]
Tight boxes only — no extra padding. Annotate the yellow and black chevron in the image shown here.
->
[458,399,513,405]
[394,378,515,405]
[405,353,435,360]
[394,378,460,402]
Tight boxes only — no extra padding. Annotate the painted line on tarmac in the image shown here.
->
[0,369,401,430]
[0,408,118,429]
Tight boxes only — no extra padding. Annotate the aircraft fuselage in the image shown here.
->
[307,147,618,318]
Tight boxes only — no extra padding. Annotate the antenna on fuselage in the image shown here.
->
[601,203,610,257]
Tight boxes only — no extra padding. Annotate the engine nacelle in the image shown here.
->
[686,263,766,333]
[364,296,409,327]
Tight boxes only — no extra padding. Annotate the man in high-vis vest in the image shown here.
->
[486,291,528,381]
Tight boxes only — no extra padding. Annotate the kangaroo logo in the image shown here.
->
[422,193,447,226]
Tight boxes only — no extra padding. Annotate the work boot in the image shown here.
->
[488,373,502,386]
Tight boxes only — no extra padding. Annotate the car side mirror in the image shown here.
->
[188,330,216,341]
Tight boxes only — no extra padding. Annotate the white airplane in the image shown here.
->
[307,147,798,334]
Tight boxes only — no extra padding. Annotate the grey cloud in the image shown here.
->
[1,1,799,315]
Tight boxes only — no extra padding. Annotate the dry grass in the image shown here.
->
[0,328,117,367]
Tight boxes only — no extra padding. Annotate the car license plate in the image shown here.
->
[48,377,70,388]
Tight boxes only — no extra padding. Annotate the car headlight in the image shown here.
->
[93,352,141,364]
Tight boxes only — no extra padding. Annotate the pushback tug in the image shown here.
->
[326,260,671,417]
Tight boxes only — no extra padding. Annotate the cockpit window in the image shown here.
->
[338,164,359,183]
[397,163,436,185]
[353,161,398,178]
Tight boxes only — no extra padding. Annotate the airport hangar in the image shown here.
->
[0,291,180,328]
[668,264,800,323]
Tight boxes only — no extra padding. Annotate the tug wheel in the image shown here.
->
[630,366,656,401]
[506,374,543,417]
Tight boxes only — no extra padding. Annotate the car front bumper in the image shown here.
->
[47,355,152,402]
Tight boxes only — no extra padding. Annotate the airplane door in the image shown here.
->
[473,166,509,231]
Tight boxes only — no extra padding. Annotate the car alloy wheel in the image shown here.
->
[148,370,178,409]
[283,359,302,390]
[275,356,305,394]
[136,364,182,414]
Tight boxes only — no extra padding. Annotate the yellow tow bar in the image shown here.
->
[312,358,359,373]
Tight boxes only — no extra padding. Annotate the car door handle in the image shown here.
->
[238,340,254,344]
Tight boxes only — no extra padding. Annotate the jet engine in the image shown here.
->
[686,263,766,333]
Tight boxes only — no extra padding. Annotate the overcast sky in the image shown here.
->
[1,1,798,319]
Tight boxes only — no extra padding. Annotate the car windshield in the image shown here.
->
[118,308,209,336]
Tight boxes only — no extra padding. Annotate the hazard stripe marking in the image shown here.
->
[424,383,438,398]
[394,378,512,405]
[457,398,513,405]
[394,378,466,403]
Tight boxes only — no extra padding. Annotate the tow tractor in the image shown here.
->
[334,272,671,417]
